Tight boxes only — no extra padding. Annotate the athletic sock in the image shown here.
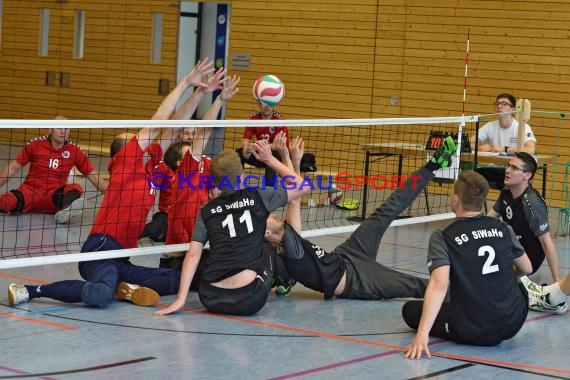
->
[25,285,41,300]
[543,282,567,305]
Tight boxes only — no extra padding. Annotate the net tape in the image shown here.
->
[0,115,479,268]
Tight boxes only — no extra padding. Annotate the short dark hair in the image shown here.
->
[515,152,537,179]
[454,171,490,212]
[110,133,139,158]
[110,137,127,158]
[496,93,516,107]
[163,141,192,171]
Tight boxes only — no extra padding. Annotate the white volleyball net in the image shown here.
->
[0,116,479,268]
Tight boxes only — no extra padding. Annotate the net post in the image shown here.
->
[515,98,531,152]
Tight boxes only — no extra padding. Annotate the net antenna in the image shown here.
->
[456,28,471,174]
[515,98,532,152]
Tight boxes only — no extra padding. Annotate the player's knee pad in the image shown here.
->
[401,301,421,329]
[53,185,83,209]
[8,189,25,213]
[81,282,113,307]
[64,183,84,195]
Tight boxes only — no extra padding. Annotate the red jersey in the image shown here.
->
[91,137,161,248]
[166,151,211,244]
[146,143,174,213]
[15,136,94,193]
[243,111,288,143]
[156,161,175,212]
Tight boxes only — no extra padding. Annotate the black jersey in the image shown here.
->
[193,188,287,283]
[277,222,346,299]
[429,215,527,343]
[493,186,550,272]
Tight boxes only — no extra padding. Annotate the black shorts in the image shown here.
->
[198,253,273,316]
[199,274,272,316]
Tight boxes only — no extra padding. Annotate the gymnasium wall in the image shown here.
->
[0,0,569,207]
[0,1,180,148]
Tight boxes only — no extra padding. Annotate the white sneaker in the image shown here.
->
[8,283,29,305]
[115,282,159,307]
[527,287,568,315]
[55,197,86,224]
[520,276,542,292]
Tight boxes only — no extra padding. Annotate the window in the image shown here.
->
[73,10,85,59]
[151,13,163,63]
[39,9,50,56]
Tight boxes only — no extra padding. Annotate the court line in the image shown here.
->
[178,306,570,376]
[268,349,402,380]
[28,310,415,338]
[0,312,76,330]
[427,356,570,380]
[0,273,48,284]
[0,357,155,379]
[406,363,475,380]
[1,274,566,376]
[268,340,448,380]
[0,365,56,380]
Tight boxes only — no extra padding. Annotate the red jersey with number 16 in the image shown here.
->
[15,136,94,192]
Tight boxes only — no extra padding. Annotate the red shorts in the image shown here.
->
[0,183,83,214]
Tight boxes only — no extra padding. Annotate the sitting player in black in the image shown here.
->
[403,170,532,359]
[155,139,312,316]
[264,136,457,301]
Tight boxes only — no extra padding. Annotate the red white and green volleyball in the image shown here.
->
[328,184,344,204]
[253,75,285,107]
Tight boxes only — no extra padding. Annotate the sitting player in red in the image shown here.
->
[0,119,107,224]
[236,99,288,187]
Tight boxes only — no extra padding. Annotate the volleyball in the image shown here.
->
[328,184,344,204]
[253,75,285,107]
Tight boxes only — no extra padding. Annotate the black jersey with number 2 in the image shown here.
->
[429,215,528,343]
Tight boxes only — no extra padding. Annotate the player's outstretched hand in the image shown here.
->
[181,58,215,89]
[289,136,304,168]
[251,139,273,162]
[220,75,240,101]
[274,131,288,158]
[202,66,228,94]
[404,334,431,360]
[154,298,186,316]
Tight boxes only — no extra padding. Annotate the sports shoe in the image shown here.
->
[8,283,29,305]
[275,279,296,297]
[520,275,542,293]
[429,136,456,169]
[115,282,159,307]
[55,197,86,224]
[527,287,568,315]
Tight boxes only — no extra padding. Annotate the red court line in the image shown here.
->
[175,305,570,375]
[268,349,402,380]
[0,312,77,330]
[0,364,57,380]
[0,273,49,284]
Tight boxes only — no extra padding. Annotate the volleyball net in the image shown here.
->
[0,115,479,268]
